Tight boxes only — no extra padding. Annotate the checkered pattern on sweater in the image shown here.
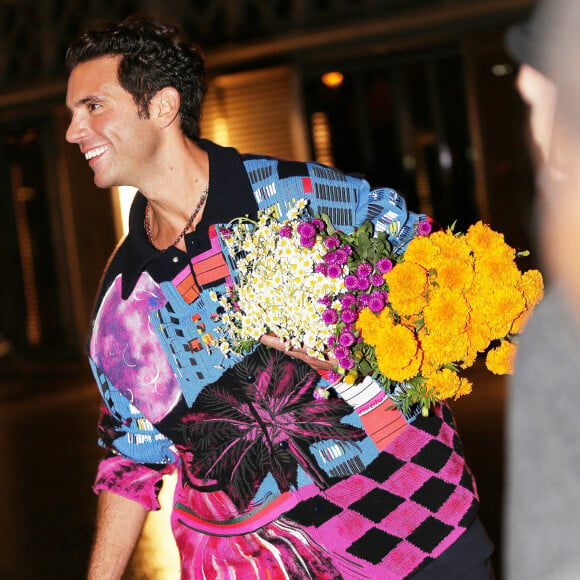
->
[283,404,478,579]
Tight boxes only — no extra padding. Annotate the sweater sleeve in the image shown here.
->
[243,157,430,253]
[90,358,178,510]
[93,455,172,511]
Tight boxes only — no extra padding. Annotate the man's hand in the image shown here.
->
[259,334,338,371]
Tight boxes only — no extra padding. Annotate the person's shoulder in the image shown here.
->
[241,153,366,185]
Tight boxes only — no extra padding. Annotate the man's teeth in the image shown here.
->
[85,146,107,160]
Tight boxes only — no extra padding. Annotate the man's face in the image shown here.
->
[65,55,159,189]
[538,118,580,321]
[516,64,558,169]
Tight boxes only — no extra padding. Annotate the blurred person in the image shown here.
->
[505,1,580,578]
[65,16,495,579]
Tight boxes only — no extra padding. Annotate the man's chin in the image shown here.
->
[92,173,115,190]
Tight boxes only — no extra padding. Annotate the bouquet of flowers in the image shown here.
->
[212,199,544,415]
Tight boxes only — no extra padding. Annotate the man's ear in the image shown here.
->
[151,86,180,129]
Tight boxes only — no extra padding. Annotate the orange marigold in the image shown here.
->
[460,345,479,370]
[464,312,493,357]
[466,221,515,262]
[374,322,422,382]
[480,285,526,340]
[385,261,428,317]
[518,268,545,308]
[403,235,440,270]
[464,279,497,351]
[456,377,473,399]
[419,326,470,369]
[356,308,382,342]
[420,353,439,378]
[427,367,462,400]
[429,230,472,262]
[423,289,470,334]
[431,255,475,293]
[486,340,517,375]
[474,253,521,287]
[510,311,528,335]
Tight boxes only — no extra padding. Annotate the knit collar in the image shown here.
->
[120,139,258,299]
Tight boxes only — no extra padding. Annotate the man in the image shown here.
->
[66,16,494,578]
[505,1,580,578]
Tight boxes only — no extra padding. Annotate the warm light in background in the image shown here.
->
[310,111,334,167]
[129,473,181,577]
[321,71,344,89]
[213,117,231,147]
[111,186,137,239]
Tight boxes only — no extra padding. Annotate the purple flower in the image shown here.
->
[300,236,316,248]
[376,257,393,274]
[297,222,317,239]
[368,292,385,313]
[324,236,340,250]
[324,251,338,264]
[311,218,325,233]
[417,219,432,236]
[340,308,358,325]
[342,245,353,256]
[339,330,356,347]
[327,370,342,383]
[333,345,350,359]
[357,277,371,291]
[339,357,356,371]
[326,336,336,348]
[370,274,385,287]
[345,275,359,291]
[279,225,292,238]
[356,262,373,277]
[334,248,350,265]
[340,293,357,308]
[326,264,343,278]
[322,308,339,325]
[219,228,232,239]
[318,295,332,307]
[315,263,328,275]
[358,294,370,308]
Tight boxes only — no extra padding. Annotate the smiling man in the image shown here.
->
[66,16,494,579]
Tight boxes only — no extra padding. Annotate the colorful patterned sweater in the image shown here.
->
[89,140,480,579]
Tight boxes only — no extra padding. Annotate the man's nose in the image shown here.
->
[65,113,85,144]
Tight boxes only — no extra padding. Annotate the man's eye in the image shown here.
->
[88,103,102,112]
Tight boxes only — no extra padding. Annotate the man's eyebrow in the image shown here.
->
[69,94,105,109]
[80,94,105,105]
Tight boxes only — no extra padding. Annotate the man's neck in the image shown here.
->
[139,138,210,249]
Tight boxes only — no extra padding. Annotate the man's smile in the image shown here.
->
[84,145,109,161]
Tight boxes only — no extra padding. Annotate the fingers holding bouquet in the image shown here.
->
[259,333,339,371]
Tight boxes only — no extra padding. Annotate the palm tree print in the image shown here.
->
[177,345,366,512]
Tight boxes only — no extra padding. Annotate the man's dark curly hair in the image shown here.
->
[66,16,206,141]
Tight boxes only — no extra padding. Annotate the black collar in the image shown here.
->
[119,139,258,299]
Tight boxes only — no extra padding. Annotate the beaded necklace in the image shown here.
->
[145,185,209,251]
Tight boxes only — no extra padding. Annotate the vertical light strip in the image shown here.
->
[310,111,335,167]
[10,164,41,345]
[110,186,137,240]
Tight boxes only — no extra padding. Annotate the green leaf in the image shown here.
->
[319,213,337,234]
